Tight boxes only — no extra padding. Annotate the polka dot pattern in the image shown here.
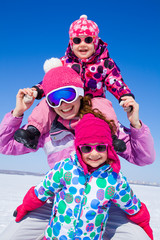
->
[62,39,132,100]
[35,155,141,239]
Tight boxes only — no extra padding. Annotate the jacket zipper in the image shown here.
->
[81,62,86,83]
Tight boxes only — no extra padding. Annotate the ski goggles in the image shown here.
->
[46,86,84,108]
[71,36,95,45]
[79,144,108,154]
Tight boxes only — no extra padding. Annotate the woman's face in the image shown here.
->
[81,143,108,168]
[54,96,82,120]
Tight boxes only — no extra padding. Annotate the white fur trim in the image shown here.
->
[43,57,62,73]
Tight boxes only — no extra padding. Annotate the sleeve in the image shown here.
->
[0,112,44,155]
[112,171,141,215]
[117,121,155,166]
[34,162,64,201]
[104,58,134,100]
[32,81,45,99]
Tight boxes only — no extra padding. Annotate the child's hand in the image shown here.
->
[12,88,37,117]
[120,96,141,129]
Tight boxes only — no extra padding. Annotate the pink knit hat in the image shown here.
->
[42,66,84,96]
[69,15,99,49]
[75,113,121,174]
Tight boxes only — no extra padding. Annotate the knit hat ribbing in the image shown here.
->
[42,66,84,96]
[75,113,121,174]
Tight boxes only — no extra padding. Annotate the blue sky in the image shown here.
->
[0,0,160,183]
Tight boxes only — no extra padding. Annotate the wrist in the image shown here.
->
[131,121,142,129]
[12,109,24,118]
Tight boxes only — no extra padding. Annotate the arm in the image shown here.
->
[15,163,63,222]
[104,58,134,100]
[0,89,44,155]
[117,96,155,165]
[113,172,153,240]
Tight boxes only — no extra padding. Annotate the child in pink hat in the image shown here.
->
[13,113,153,240]
[14,15,134,149]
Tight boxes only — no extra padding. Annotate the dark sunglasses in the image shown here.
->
[72,36,95,45]
[79,144,108,153]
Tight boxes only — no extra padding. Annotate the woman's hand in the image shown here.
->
[12,88,36,117]
[120,96,142,129]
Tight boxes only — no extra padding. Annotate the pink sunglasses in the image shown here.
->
[79,144,108,153]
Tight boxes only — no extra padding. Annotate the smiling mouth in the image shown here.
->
[89,158,101,162]
[61,106,73,113]
[79,49,88,52]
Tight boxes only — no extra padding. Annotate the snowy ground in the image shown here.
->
[0,173,159,239]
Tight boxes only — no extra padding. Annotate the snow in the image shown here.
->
[0,173,159,239]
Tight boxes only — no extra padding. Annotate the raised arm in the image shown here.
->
[0,88,42,155]
[117,96,155,165]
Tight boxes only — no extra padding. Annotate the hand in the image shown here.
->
[120,96,141,129]
[13,204,28,222]
[12,88,37,117]
[127,202,153,240]
[23,90,37,103]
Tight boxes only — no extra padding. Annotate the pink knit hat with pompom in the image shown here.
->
[42,66,84,96]
[69,15,99,49]
[74,113,121,174]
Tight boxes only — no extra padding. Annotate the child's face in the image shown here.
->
[72,35,95,60]
[54,96,82,120]
[80,143,108,168]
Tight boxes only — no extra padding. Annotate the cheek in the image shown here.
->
[81,153,88,162]
[89,44,95,52]
[54,108,60,115]
[72,44,78,52]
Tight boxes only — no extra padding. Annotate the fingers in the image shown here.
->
[120,96,138,111]
[23,91,37,103]
[17,88,37,103]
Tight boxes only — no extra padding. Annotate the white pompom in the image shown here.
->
[80,15,87,19]
[43,57,62,73]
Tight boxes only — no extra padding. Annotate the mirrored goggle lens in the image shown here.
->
[80,144,107,153]
[47,88,76,107]
[73,36,93,44]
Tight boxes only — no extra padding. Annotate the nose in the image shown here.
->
[60,100,68,106]
[89,148,99,157]
[79,40,86,45]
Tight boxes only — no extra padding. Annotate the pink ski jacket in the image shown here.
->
[34,39,134,101]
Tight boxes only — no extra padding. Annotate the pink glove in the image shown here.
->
[13,186,46,222]
[127,202,153,240]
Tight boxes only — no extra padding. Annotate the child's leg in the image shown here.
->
[103,203,150,240]
[28,98,56,135]
[0,201,52,240]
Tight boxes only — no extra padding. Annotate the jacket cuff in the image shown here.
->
[32,85,44,99]
[130,120,145,138]
[119,93,135,103]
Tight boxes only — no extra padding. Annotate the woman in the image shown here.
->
[0,66,155,239]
